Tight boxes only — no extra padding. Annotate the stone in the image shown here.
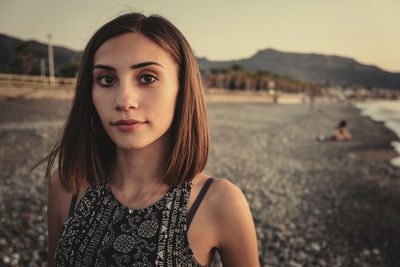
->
[297,251,308,261]
[288,260,303,267]
[372,248,380,255]
[11,253,20,261]
[2,255,11,264]
[310,243,321,252]
[360,249,371,257]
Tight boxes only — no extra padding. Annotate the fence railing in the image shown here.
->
[0,73,76,89]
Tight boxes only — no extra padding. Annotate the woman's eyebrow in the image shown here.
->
[93,62,164,71]
[130,61,164,69]
[93,64,115,71]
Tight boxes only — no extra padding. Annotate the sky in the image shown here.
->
[1,0,400,72]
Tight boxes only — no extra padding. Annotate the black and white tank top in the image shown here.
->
[55,178,214,266]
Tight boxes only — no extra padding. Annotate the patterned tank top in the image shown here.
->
[55,180,211,266]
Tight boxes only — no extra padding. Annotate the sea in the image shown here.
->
[354,100,400,168]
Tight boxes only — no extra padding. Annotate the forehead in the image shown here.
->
[93,32,178,70]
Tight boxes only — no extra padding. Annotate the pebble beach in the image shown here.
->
[0,91,400,266]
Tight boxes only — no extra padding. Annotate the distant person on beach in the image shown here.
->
[42,13,259,266]
[317,120,352,142]
[333,120,352,141]
[309,94,316,109]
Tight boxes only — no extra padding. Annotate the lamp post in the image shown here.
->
[40,58,46,76]
[47,33,55,87]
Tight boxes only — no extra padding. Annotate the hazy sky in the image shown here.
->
[1,0,399,72]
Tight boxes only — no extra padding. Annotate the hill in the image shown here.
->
[1,33,399,89]
[198,49,400,89]
[0,34,81,75]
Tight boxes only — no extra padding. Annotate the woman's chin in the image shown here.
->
[113,137,167,151]
[109,130,171,152]
[114,142,149,151]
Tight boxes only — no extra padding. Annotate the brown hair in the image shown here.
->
[44,13,209,193]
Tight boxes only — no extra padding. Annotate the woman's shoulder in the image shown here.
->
[49,169,90,198]
[48,169,73,230]
[48,170,73,203]
[208,178,249,215]
[193,174,249,220]
[196,175,259,264]
[48,169,89,226]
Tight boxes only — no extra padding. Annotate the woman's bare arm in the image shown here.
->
[343,128,352,139]
[210,179,260,267]
[47,170,71,267]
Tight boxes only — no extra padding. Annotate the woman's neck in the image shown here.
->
[110,134,170,196]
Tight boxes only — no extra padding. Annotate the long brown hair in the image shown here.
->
[44,13,209,193]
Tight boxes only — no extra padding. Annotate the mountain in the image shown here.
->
[0,33,81,75]
[1,33,399,89]
[198,49,400,89]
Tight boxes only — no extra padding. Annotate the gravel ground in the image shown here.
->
[1,97,400,266]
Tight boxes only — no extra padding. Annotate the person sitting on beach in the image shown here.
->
[333,120,352,141]
[44,13,260,267]
[317,120,352,142]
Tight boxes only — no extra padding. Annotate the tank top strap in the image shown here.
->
[68,194,77,217]
[186,177,214,229]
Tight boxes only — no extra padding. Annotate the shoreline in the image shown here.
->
[353,100,400,168]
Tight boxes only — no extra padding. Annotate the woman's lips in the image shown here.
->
[111,119,145,132]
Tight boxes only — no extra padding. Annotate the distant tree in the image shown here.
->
[256,70,270,76]
[15,42,34,74]
[59,61,80,77]
[228,76,236,90]
[210,68,220,75]
[231,64,243,71]
[203,66,322,94]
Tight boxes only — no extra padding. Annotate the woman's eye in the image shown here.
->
[139,74,158,84]
[97,75,115,86]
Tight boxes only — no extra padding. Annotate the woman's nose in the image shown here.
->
[114,80,139,110]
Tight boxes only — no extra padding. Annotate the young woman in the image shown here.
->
[46,13,259,266]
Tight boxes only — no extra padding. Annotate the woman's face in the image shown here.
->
[92,32,179,150]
